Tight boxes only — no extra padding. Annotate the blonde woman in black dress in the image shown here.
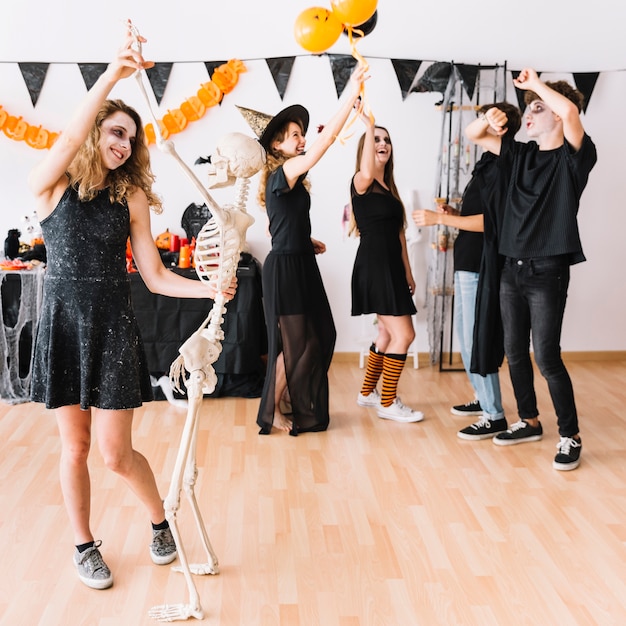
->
[255,62,368,435]
[28,28,235,589]
[351,118,423,422]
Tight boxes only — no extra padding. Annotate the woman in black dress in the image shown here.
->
[28,28,234,590]
[254,61,367,435]
[351,119,424,423]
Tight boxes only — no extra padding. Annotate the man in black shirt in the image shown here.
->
[466,69,597,471]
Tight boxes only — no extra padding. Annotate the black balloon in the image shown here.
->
[343,10,377,38]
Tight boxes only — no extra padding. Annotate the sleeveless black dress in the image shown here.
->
[351,178,416,316]
[257,167,336,435]
[30,185,153,410]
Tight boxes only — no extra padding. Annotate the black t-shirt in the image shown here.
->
[454,152,498,273]
[498,133,597,264]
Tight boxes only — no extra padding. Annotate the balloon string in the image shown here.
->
[337,26,375,145]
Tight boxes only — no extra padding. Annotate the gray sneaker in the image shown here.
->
[150,526,177,565]
[73,540,113,589]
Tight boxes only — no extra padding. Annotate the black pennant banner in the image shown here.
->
[145,63,174,105]
[18,63,49,107]
[266,57,296,100]
[13,58,604,115]
[455,64,480,101]
[328,54,358,98]
[78,63,107,92]
[391,59,422,100]
[573,72,600,113]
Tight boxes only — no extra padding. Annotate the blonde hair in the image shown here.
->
[67,99,163,214]
[256,118,310,210]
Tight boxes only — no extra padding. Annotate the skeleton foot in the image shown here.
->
[148,603,204,622]
[172,561,219,575]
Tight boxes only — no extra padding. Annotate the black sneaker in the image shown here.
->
[73,540,113,589]
[553,436,582,471]
[457,416,508,440]
[493,419,543,446]
[451,400,482,416]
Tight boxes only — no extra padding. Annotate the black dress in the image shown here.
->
[257,167,336,435]
[30,185,153,410]
[350,179,416,316]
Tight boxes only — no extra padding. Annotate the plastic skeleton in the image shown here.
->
[128,23,264,622]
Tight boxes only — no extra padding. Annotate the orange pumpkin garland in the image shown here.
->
[1,58,247,149]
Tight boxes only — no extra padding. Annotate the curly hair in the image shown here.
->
[256,118,310,210]
[67,99,163,214]
[524,80,584,113]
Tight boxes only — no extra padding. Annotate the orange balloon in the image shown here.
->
[294,7,343,54]
[331,0,377,27]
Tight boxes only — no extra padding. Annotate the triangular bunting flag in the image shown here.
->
[328,54,358,98]
[409,61,452,96]
[203,61,228,79]
[573,72,600,113]
[145,63,173,105]
[391,59,422,100]
[18,63,49,107]
[266,57,296,100]
[78,63,108,91]
[455,64,480,100]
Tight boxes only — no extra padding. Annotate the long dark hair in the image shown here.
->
[349,126,405,236]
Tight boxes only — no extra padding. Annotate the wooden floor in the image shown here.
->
[1,358,626,626]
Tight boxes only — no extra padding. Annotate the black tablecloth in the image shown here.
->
[129,253,267,397]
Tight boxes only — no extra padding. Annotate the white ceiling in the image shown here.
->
[1,1,625,72]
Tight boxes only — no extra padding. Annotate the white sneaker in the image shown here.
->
[357,389,381,407]
[377,397,424,423]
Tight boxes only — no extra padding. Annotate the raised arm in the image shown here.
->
[513,68,585,150]
[352,112,376,194]
[27,25,152,219]
[283,62,368,181]
[465,107,508,156]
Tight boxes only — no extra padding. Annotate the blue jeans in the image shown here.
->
[454,271,504,420]
[500,257,578,437]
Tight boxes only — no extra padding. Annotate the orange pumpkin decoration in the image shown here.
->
[155,229,172,250]
[47,132,59,149]
[212,63,238,93]
[228,59,247,75]
[197,81,223,108]
[144,121,170,145]
[3,115,28,141]
[0,106,7,130]
[162,108,188,134]
[25,125,50,149]
[180,96,206,122]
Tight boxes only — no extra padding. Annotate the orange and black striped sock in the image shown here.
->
[380,353,407,407]
[360,344,384,395]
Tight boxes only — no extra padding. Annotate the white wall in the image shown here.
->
[1,3,625,354]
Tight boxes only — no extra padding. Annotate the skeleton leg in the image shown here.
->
[149,369,209,622]
[172,402,219,576]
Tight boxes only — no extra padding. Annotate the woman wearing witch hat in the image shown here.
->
[239,61,367,435]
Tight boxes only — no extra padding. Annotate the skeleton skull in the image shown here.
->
[206,132,266,188]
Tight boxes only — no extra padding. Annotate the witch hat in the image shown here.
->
[237,104,309,151]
